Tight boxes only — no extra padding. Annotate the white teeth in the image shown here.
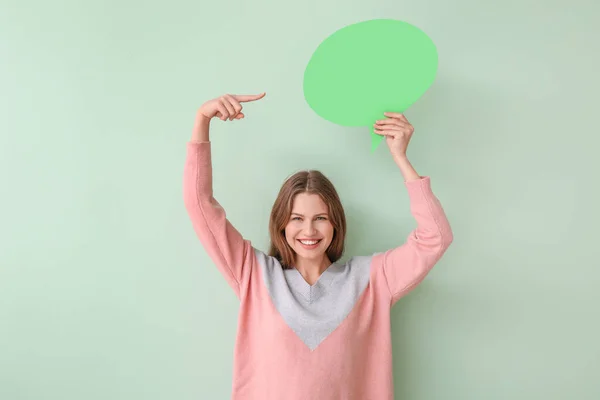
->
[299,240,319,245]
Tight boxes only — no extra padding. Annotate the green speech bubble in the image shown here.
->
[303,19,438,152]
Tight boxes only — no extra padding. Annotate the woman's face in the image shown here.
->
[284,193,334,264]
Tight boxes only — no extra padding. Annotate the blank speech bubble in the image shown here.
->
[303,19,438,152]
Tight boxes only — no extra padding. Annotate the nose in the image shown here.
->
[303,220,317,236]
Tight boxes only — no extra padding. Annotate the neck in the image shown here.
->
[294,255,332,285]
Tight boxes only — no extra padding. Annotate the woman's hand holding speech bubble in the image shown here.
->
[303,19,437,152]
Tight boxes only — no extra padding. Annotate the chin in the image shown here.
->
[298,249,326,259]
[294,244,329,259]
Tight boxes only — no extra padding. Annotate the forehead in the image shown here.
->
[291,193,328,214]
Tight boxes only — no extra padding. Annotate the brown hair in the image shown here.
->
[268,170,346,269]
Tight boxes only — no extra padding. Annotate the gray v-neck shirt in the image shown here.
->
[254,249,373,350]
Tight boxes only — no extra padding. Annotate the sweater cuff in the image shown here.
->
[404,176,433,198]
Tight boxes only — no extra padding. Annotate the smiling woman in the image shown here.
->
[268,170,345,285]
[184,93,453,399]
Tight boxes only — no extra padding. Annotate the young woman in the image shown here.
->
[183,92,453,399]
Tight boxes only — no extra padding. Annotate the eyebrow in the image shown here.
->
[291,213,328,217]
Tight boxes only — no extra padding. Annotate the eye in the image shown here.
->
[316,216,327,220]
[291,216,302,221]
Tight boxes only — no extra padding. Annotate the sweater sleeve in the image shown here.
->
[380,176,453,306]
[183,141,253,299]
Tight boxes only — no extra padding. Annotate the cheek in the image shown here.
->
[284,224,295,244]
[284,225,290,240]
[322,223,335,240]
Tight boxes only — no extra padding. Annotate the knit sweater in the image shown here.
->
[183,141,453,399]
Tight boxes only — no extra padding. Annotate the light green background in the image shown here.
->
[1,0,598,399]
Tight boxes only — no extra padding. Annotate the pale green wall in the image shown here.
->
[1,0,599,399]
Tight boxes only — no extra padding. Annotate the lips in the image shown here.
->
[298,239,321,245]
[297,239,322,249]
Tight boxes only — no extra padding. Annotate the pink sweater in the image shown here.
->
[183,141,453,399]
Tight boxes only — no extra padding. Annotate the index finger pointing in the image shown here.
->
[234,92,266,102]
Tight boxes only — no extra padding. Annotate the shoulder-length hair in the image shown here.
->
[268,170,346,269]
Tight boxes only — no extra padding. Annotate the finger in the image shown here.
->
[224,94,243,120]
[373,128,396,137]
[375,115,408,124]
[218,111,245,120]
[234,92,266,103]
[374,124,412,133]
[383,112,407,121]
[374,122,411,133]
[374,119,410,128]
[216,103,229,121]
[219,98,236,120]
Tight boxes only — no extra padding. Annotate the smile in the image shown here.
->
[297,239,322,247]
